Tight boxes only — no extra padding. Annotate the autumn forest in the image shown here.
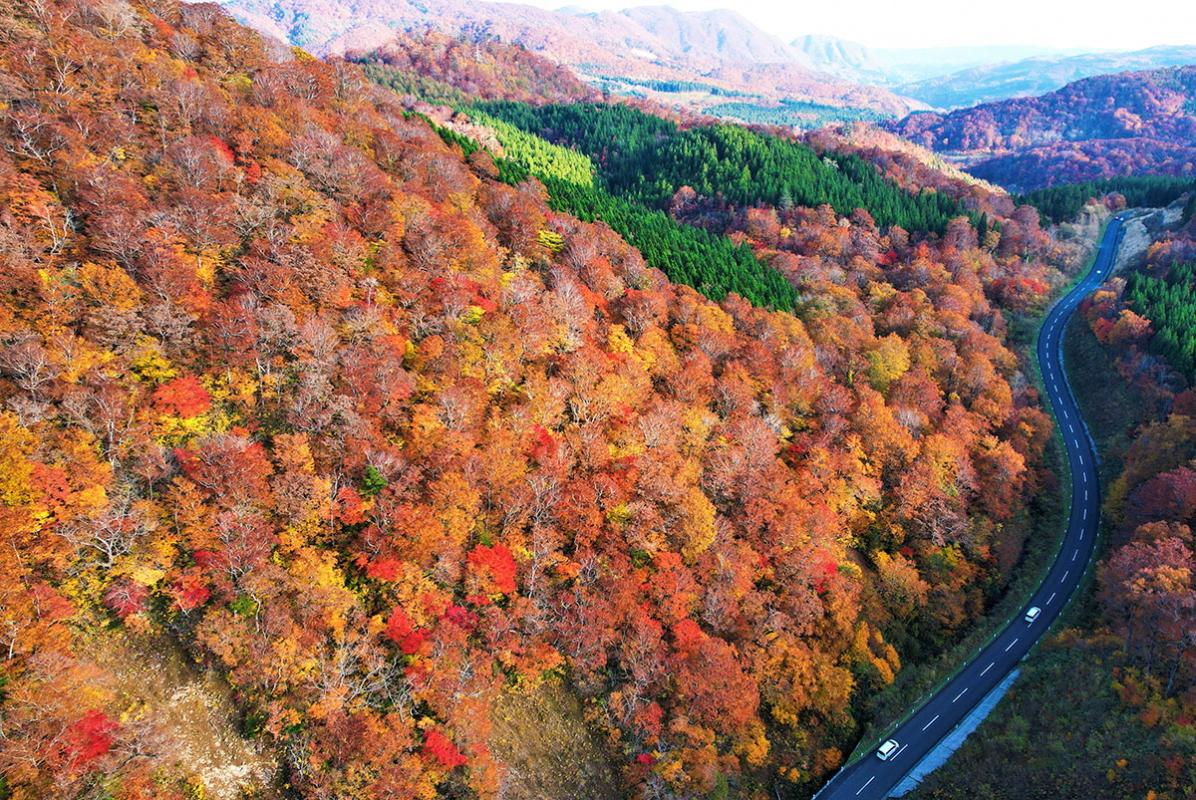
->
[0,2,1192,800]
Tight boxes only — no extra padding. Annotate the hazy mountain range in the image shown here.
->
[215,0,921,115]
[794,35,1196,108]
[896,44,1196,107]
[799,39,1092,87]
[888,65,1196,190]
[218,0,1196,118]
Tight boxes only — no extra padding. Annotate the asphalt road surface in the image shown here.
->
[815,216,1125,800]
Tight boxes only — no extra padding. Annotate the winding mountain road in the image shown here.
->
[814,216,1126,800]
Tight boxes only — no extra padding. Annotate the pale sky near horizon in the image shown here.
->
[518,0,1192,51]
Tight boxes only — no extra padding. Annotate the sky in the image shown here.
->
[529,0,1188,50]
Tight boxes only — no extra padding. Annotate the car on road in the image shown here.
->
[876,739,900,761]
[1024,606,1041,623]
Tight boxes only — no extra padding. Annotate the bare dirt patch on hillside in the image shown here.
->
[489,679,621,800]
[87,628,279,799]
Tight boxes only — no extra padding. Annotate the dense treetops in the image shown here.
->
[474,100,974,234]
[466,107,800,310]
[1126,260,1196,383]
[967,139,1196,194]
[0,3,1081,800]
[347,31,599,107]
[704,100,887,130]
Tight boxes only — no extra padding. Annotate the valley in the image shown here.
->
[0,2,1192,799]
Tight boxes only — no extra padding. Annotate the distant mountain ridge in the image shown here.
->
[214,0,923,115]
[610,5,801,65]
[790,39,1094,89]
[887,65,1196,190]
[780,38,1196,111]
[899,45,1196,108]
[792,34,888,84]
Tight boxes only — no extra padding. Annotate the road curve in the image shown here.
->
[814,216,1125,800]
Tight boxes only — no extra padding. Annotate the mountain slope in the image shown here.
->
[613,5,802,65]
[900,45,1196,109]
[889,66,1196,190]
[793,34,889,85]
[0,3,1092,799]
[350,30,599,105]
[214,0,921,115]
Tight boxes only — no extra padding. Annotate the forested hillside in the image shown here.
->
[216,0,920,119]
[0,3,1087,800]
[462,107,801,310]
[888,66,1196,191]
[474,101,971,234]
[969,140,1196,195]
[1126,259,1196,383]
[348,31,599,106]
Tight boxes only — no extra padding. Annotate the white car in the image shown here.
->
[876,739,900,761]
[1024,606,1042,623]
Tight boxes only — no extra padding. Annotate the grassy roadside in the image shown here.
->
[842,221,1108,766]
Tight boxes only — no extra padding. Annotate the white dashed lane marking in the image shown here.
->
[953,688,968,703]
[980,662,994,676]
[922,713,940,731]
[1047,592,1057,604]
[1005,638,1019,652]
[857,775,875,795]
